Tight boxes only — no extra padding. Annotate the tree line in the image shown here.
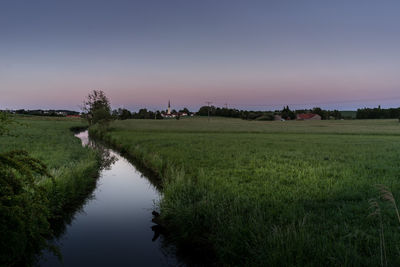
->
[11,109,80,116]
[356,106,400,119]
[112,108,164,120]
[197,105,343,120]
[10,91,400,122]
[111,107,193,120]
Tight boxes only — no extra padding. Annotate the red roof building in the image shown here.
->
[296,113,321,120]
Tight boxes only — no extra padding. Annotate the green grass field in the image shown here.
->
[92,117,400,266]
[0,116,99,265]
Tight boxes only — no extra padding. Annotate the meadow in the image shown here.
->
[92,117,400,266]
[0,116,99,266]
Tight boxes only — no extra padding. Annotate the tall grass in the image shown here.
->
[92,117,400,266]
[0,117,100,266]
[369,185,400,267]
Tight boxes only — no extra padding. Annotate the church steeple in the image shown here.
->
[167,100,171,114]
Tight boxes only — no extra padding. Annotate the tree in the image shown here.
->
[82,90,112,126]
[281,106,296,120]
[312,107,327,120]
[114,108,131,120]
[197,105,216,116]
[138,108,148,119]
[111,109,119,119]
[330,109,342,120]
[179,107,190,114]
[155,111,163,120]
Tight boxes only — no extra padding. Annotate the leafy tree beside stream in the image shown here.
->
[82,90,113,127]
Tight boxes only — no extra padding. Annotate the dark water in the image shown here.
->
[39,131,179,266]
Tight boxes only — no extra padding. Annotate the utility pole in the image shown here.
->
[205,101,212,122]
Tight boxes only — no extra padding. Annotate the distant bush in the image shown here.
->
[246,112,262,120]
[255,114,274,121]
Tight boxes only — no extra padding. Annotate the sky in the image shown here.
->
[1,0,400,111]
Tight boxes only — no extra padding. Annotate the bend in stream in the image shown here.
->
[39,130,181,266]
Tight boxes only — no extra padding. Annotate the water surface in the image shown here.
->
[40,131,178,266]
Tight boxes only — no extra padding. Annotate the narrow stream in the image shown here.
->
[39,131,179,266]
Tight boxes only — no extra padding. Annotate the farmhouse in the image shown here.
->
[296,113,321,120]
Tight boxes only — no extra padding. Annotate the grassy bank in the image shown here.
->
[0,116,100,266]
[91,117,400,266]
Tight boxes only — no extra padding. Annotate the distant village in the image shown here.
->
[3,102,400,120]
[160,100,193,119]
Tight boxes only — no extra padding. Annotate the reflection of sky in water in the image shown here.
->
[75,131,90,146]
[40,132,177,266]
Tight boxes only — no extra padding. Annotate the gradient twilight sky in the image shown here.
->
[1,0,400,111]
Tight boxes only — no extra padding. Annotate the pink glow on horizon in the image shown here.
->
[3,78,399,111]
[2,52,400,111]
[2,1,400,111]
